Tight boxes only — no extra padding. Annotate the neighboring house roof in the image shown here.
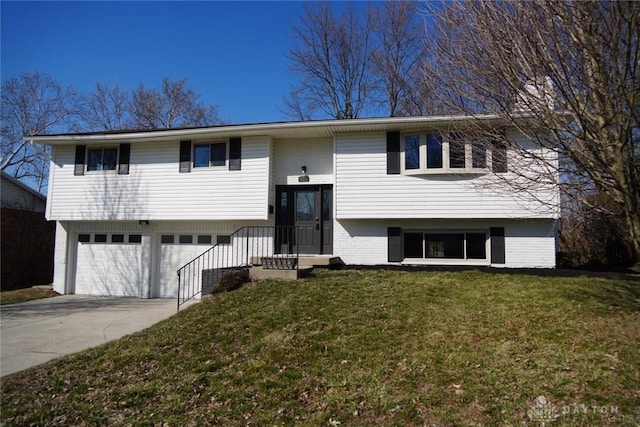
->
[26,115,517,145]
[0,171,46,212]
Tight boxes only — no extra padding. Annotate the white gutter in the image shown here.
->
[29,140,55,162]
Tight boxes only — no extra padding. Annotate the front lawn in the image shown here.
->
[2,270,638,426]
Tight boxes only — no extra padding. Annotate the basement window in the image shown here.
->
[403,231,488,262]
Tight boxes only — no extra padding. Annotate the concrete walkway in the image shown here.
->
[1,295,186,377]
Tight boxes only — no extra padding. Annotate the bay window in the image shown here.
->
[400,132,506,174]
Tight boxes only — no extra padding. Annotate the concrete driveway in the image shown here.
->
[1,295,186,377]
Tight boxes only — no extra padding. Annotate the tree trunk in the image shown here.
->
[625,209,640,264]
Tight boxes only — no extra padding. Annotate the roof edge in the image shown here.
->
[0,171,46,200]
[26,114,520,144]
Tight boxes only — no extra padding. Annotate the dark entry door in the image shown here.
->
[294,190,321,254]
[276,185,333,255]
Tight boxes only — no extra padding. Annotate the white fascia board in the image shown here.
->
[25,115,522,146]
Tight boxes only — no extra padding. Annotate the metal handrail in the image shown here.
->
[176,226,300,310]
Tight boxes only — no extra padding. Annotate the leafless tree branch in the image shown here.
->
[426,0,640,260]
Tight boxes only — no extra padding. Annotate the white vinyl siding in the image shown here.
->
[335,131,558,219]
[47,136,271,221]
[52,221,69,295]
[1,175,46,212]
[272,138,333,185]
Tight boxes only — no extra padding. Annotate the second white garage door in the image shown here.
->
[155,233,228,298]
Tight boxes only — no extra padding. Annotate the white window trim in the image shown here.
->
[401,132,493,175]
[401,229,491,265]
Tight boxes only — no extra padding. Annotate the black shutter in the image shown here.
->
[490,227,505,264]
[387,131,400,174]
[229,137,241,170]
[74,145,86,176]
[179,140,191,173]
[118,143,130,175]
[388,227,402,262]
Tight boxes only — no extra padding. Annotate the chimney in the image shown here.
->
[513,76,555,113]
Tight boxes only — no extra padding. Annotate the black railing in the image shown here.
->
[176,226,300,310]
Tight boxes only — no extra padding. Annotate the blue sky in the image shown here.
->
[1,1,329,124]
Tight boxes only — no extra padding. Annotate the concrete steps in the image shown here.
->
[298,255,342,268]
[248,255,342,281]
[250,255,342,269]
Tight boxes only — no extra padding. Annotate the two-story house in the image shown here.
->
[29,116,559,299]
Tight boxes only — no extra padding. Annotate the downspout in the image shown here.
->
[29,140,54,162]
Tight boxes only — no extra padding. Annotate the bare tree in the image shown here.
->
[426,1,640,260]
[284,2,374,120]
[1,72,80,191]
[369,1,428,116]
[82,81,130,131]
[130,77,222,129]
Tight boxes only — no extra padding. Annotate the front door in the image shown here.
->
[295,190,321,254]
[276,185,333,255]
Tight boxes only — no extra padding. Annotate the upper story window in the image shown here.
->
[179,138,241,173]
[193,142,227,168]
[401,132,507,174]
[472,142,487,169]
[426,134,443,168]
[404,135,420,170]
[87,147,117,171]
[75,143,130,176]
[448,133,466,169]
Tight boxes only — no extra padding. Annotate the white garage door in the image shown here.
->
[75,233,143,297]
[155,234,225,298]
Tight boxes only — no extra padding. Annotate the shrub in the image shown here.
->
[211,269,249,294]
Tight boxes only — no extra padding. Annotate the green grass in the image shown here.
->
[0,287,59,305]
[2,270,639,426]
